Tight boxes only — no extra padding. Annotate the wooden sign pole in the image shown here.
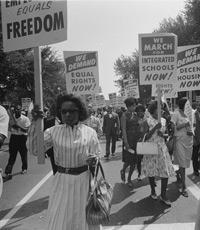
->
[157,84,162,123]
[34,47,45,164]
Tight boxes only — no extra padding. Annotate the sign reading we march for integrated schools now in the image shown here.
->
[1,0,67,52]
[177,44,200,92]
[139,33,177,85]
[64,51,99,95]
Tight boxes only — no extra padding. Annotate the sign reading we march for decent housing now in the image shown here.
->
[1,0,67,52]
[177,44,200,92]
[139,33,177,85]
[64,51,99,95]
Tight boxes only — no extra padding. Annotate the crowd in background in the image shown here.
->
[1,94,200,229]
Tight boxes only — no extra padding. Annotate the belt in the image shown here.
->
[56,165,88,175]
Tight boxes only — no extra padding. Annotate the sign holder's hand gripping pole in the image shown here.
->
[34,47,45,164]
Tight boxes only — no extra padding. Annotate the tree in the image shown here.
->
[114,51,151,104]
[0,2,66,106]
[114,0,200,103]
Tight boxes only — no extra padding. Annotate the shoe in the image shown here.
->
[3,174,12,182]
[137,175,142,181]
[104,155,109,159]
[160,196,171,207]
[150,193,158,200]
[120,169,126,183]
[111,153,115,156]
[181,189,189,197]
[21,170,27,174]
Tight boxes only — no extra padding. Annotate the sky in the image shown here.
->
[52,0,186,99]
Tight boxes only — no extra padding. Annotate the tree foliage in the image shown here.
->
[114,0,200,103]
[0,2,66,106]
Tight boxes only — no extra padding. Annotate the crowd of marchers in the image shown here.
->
[1,94,200,229]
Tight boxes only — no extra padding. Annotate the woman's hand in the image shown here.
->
[31,105,45,121]
[86,155,98,166]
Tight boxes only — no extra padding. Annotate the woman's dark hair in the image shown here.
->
[56,94,89,122]
[178,97,188,110]
[135,104,145,113]
[124,97,137,108]
[148,100,158,115]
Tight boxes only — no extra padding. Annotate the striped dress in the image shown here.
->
[27,122,101,230]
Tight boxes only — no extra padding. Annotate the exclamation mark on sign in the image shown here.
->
[168,72,173,80]
[93,84,96,90]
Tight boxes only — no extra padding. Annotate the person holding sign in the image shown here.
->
[141,101,175,206]
[171,98,193,197]
[27,94,101,230]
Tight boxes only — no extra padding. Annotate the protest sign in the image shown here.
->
[125,79,140,98]
[116,96,125,107]
[139,33,177,85]
[108,93,117,107]
[64,51,99,95]
[1,0,67,52]
[152,83,177,98]
[95,94,106,108]
[177,44,200,92]
[21,98,32,111]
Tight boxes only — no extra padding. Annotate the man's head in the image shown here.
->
[107,105,113,114]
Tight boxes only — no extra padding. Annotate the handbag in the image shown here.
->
[136,134,159,155]
[86,159,113,225]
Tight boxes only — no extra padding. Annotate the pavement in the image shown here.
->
[0,139,199,230]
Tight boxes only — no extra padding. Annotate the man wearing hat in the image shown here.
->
[103,105,120,159]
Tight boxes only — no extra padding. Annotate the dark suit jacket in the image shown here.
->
[103,112,120,135]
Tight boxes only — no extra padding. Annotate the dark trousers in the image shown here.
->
[46,148,57,175]
[192,144,200,173]
[105,133,116,156]
[5,134,28,174]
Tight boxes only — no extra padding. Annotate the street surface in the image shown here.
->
[0,138,199,230]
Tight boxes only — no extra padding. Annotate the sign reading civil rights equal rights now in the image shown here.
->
[64,51,99,95]
[1,0,67,52]
[139,33,177,85]
[177,44,200,92]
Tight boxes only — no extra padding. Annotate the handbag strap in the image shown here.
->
[88,159,106,194]
[95,161,105,179]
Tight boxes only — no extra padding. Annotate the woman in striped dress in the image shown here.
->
[27,94,101,230]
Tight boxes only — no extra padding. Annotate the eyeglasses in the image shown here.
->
[61,109,79,114]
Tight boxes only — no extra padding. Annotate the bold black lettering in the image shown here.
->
[13,21,21,38]
[6,1,10,7]
[44,14,53,32]
[54,12,64,30]
[34,17,42,34]
[7,23,12,39]
[27,18,33,35]
[180,81,186,88]
[21,19,27,36]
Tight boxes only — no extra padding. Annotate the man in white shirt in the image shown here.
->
[3,105,31,181]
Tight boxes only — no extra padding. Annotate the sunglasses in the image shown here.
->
[61,108,79,114]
